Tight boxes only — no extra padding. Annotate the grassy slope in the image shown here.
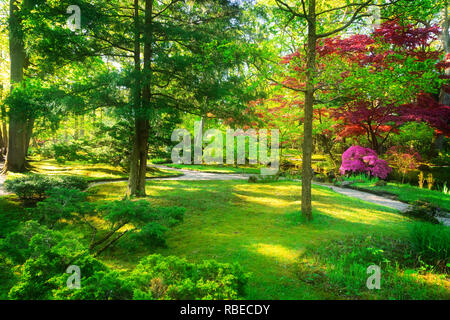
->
[21,159,180,182]
[89,180,415,299]
[352,182,450,211]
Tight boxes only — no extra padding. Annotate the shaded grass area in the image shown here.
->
[164,163,262,175]
[351,182,450,212]
[18,159,180,182]
[0,196,26,237]
[86,180,450,299]
[298,236,449,299]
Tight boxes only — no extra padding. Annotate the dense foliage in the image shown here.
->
[0,222,248,300]
[340,146,392,179]
[4,174,88,200]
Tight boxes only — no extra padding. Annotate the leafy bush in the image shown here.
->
[0,254,15,299]
[343,173,379,184]
[55,175,89,191]
[5,174,88,200]
[4,175,51,200]
[0,221,132,300]
[386,146,421,183]
[1,222,249,300]
[130,254,249,300]
[30,188,92,226]
[97,200,185,252]
[340,146,392,179]
[52,142,84,163]
[408,222,450,269]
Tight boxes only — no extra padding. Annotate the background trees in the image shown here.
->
[1,1,260,197]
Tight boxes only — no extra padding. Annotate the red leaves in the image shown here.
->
[317,21,443,72]
[374,20,440,50]
[280,51,301,65]
[317,34,374,58]
[399,94,450,136]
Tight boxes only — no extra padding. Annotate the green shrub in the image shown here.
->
[98,200,185,252]
[51,258,133,300]
[130,254,249,300]
[52,142,85,163]
[5,174,88,200]
[248,174,280,183]
[344,173,379,184]
[30,188,92,226]
[0,255,16,299]
[1,221,131,300]
[408,222,450,269]
[1,221,249,300]
[5,175,51,200]
[55,175,88,191]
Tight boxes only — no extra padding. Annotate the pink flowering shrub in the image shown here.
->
[340,146,392,179]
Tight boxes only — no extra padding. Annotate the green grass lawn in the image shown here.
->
[351,181,450,212]
[18,159,180,182]
[163,163,262,174]
[85,179,449,299]
[2,158,448,299]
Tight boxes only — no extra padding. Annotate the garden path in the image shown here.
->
[0,162,8,196]
[1,162,448,226]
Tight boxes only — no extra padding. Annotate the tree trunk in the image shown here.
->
[0,125,4,157]
[301,0,317,221]
[128,0,142,196]
[4,0,28,173]
[24,117,34,157]
[127,0,152,197]
[0,102,8,154]
[74,114,79,140]
[80,114,85,138]
[437,3,450,152]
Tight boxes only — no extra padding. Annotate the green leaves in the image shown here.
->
[130,254,249,300]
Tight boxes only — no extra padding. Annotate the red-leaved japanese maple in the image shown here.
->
[318,21,449,153]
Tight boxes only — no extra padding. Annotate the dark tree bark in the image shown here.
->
[128,0,142,196]
[128,0,152,196]
[4,0,28,173]
[0,125,4,156]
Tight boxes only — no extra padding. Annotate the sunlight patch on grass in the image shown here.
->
[25,159,180,182]
[234,193,294,208]
[251,243,304,264]
[87,180,420,299]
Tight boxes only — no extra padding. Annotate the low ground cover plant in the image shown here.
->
[4,174,88,200]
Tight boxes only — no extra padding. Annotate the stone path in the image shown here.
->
[0,162,8,196]
[312,182,412,212]
[148,165,251,181]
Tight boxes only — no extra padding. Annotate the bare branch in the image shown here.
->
[275,0,308,20]
[317,1,373,38]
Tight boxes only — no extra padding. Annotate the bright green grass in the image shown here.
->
[15,159,180,182]
[164,163,262,174]
[88,179,423,299]
[352,182,450,212]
